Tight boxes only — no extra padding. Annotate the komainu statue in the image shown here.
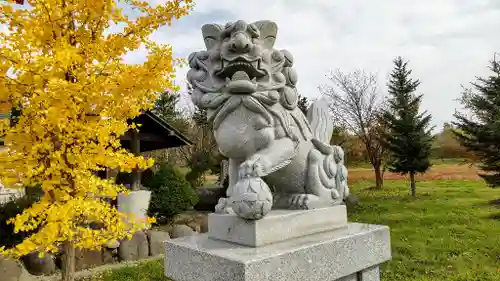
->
[187,20,349,220]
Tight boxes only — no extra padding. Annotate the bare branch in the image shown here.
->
[319,69,388,187]
[319,69,382,141]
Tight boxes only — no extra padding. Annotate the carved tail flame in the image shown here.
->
[306,97,334,144]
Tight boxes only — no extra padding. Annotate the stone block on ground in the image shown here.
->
[118,231,149,261]
[74,248,114,270]
[146,230,170,256]
[21,251,56,276]
[1,256,32,281]
[199,215,208,233]
[165,223,391,281]
[344,195,360,207]
[105,239,120,249]
[186,222,201,233]
[170,224,196,238]
[102,248,116,264]
[208,205,348,247]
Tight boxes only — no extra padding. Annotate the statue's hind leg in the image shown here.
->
[305,148,340,200]
[302,140,348,209]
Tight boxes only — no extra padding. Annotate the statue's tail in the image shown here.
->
[306,97,349,200]
[307,97,334,144]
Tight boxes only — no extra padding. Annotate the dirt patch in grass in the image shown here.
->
[349,163,482,183]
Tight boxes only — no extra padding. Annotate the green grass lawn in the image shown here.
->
[349,158,468,169]
[85,180,500,281]
[349,180,500,281]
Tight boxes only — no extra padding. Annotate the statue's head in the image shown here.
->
[187,20,297,106]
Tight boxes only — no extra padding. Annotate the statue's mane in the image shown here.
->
[187,20,313,142]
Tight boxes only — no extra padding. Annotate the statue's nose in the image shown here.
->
[230,33,251,53]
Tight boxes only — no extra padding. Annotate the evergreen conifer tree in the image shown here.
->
[153,91,181,123]
[453,55,500,187]
[297,95,310,115]
[381,57,434,198]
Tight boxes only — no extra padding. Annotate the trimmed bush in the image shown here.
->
[144,164,198,223]
[0,188,41,247]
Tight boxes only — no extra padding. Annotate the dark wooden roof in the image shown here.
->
[0,112,192,152]
[120,111,192,152]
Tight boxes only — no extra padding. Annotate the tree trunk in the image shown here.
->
[61,241,75,281]
[409,172,417,199]
[373,164,384,189]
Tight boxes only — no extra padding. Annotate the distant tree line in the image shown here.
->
[318,54,500,198]
[151,53,500,199]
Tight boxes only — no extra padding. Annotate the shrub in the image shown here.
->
[144,164,198,223]
[0,188,41,247]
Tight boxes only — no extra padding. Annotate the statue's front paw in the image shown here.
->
[286,194,321,210]
[239,155,270,178]
[288,194,309,209]
[215,198,233,214]
[331,189,340,199]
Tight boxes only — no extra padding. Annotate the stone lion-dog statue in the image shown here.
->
[187,20,349,220]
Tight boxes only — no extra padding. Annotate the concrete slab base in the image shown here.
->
[164,223,391,281]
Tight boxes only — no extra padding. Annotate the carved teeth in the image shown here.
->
[251,77,257,82]
[231,71,250,81]
[226,77,231,83]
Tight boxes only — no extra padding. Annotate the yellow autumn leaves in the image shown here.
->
[1,195,155,258]
[0,0,193,258]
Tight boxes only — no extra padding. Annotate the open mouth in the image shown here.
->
[215,58,266,94]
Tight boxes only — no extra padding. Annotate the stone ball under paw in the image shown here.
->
[231,177,273,220]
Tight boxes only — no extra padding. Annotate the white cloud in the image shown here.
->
[134,0,500,130]
[3,0,499,129]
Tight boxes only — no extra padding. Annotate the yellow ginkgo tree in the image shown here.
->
[0,0,193,280]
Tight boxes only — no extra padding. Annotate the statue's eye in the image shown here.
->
[248,24,260,38]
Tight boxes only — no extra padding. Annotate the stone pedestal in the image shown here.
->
[208,205,348,247]
[164,206,391,281]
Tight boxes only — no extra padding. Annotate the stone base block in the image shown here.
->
[165,223,391,281]
[208,205,347,247]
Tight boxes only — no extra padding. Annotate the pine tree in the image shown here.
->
[381,56,434,199]
[153,91,181,124]
[453,55,500,187]
[297,95,309,115]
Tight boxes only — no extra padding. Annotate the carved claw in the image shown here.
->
[331,189,340,199]
[288,194,309,209]
[215,198,234,214]
[239,155,270,179]
[287,194,322,210]
[344,184,350,197]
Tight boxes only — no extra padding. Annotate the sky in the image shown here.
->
[3,0,500,131]
[120,0,500,132]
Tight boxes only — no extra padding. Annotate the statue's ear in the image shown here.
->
[201,24,223,50]
[252,20,277,48]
